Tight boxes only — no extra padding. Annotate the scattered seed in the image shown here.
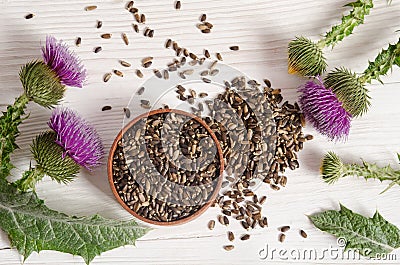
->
[103,73,112,82]
[140,103,151,109]
[142,57,153,65]
[94,46,102,53]
[120,60,131,67]
[200,14,207,22]
[126,1,134,9]
[165,39,172,48]
[75,37,81,47]
[143,61,152,68]
[137,86,145,95]
[129,7,138,14]
[123,107,131,118]
[134,13,140,23]
[25,13,34,19]
[85,5,97,11]
[210,60,218,70]
[175,0,181,9]
[101,33,112,39]
[197,24,209,30]
[279,234,286,243]
[133,24,139,33]
[189,53,197,60]
[96,20,102,28]
[300,230,308,238]
[204,22,213,28]
[223,245,234,251]
[113,69,124,77]
[223,216,229,226]
[140,14,146,23]
[202,78,211,83]
[210,69,219,76]
[148,30,154,38]
[122,33,129,45]
[259,196,267,205]
[163,70,169,80]
[208,220,215,230]
[230,45,239,51]
[305,135,313,141]
[216,53,223,61]
[280,226,290,233]
[102,106,112,111]
[140,99,150,105]
[204,49,210,58]
[199,92,208,98]
[228,231,235,241]
[240,234,250,241]
[136,69,144,78]
[201,29,211,34]
[153,69,162,78]
[263,79,271,88]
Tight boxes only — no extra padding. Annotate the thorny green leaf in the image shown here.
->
[322,0,374,48]
[0,178,151,264]
[310,204,400,257]
[0,94,29,179]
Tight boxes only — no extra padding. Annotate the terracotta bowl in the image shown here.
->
[108,108,224,226]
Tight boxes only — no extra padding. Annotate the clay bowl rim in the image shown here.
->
[107,108,224,226]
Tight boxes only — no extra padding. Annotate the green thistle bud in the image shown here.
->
[19,61,65,108]
[32,132,80,183]
[288,37,327,76]
[15,132,79,192]
[288,0,376,77]
[321,152,346,184]
[324,68,371,117]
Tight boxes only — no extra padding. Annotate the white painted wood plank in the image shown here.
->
[1,0,400,264]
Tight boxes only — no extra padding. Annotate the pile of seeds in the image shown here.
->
[111,111,222,222]
[204,77,312,249]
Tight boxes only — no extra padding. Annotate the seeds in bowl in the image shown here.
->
[110,111,223,223]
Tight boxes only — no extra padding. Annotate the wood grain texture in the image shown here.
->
[1,0,400,264]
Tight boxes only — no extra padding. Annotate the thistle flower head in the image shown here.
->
[31,131,80,183]
[42,35,86,88]
[324,67,370,117]
[48,108,104,170]
[19,61,65,108]
[288,36,327,76]
[299,77,352,141]
[321,152,345,184]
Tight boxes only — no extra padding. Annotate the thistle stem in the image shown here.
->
[320,0,374,48]
[0,93,30,179]
[359,38,400,84]
[14,166,45,192]
[343,162,400,183]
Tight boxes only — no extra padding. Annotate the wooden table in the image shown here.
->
[1,0,400,264]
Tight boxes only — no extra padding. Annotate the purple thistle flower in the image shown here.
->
[48,108,104,170]
[298,77,352,141]
[42,35,86,88]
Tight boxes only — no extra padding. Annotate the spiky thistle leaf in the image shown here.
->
[324,67,371,117]
[0,94,29,179]
[322,0,374,47]
[288,36,327,76]
[0,179,151,264]
[19,61,65,108]
[360,38,400,84]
